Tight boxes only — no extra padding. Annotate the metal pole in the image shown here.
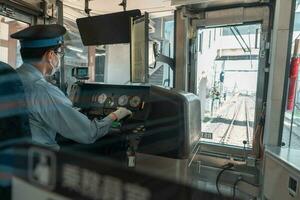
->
[288,39,300,147]
[56,0,66,93]
[174,9,188,91]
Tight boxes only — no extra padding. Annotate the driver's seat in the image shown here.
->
[0,61,30,140]
[0,61,31,198]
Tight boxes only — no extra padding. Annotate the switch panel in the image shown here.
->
[288,176,298,197]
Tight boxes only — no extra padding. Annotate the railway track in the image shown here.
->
[201,95,255,147]
[202,95,240,138]
[190,97,241,163]
[219,99,243,144]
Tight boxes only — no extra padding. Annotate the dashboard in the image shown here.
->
[90,93,143,113]
[69,83,150,120]
[68,82,200,160]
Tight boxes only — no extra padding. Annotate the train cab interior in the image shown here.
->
[0,0,300,200]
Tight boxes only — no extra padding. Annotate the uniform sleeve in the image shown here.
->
[35,86,113,144]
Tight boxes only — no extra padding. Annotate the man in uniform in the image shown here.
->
[11,24,132,150]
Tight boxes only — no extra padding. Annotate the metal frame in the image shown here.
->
[130,12,150,84]
[175,5,271,155]
[174,8,189,91]
[0,1,38,25]
[172,0,268,8]
[1,0,66,92]
[198,141,253,158]
[56,0,66,92]
[263,0,296,147]
[278,0,297,147]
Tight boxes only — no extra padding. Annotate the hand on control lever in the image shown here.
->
[111,107,132,121]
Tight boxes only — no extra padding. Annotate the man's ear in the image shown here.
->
[44,50,53,62]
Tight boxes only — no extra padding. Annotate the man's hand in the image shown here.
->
[109,107,132,121]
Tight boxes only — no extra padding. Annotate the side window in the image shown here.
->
[282,4,300,149]
[63,19,106,92]
[0,16,29,68]
[148,15,174,87]
[95,47,106,82]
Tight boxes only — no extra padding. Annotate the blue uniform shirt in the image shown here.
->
[16,63,113,150]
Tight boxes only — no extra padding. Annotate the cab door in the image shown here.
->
[175,4,271,158]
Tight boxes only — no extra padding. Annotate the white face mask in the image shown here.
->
[49,53,61,76]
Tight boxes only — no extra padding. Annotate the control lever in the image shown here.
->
[126,125,145,168]
[243,140,247,161]
[242,140,256,167]
[127,136,138,168]
[121,114,132,122]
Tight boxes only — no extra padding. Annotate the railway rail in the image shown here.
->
[202,95,255,147]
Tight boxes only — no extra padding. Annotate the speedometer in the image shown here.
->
[97,93,107,104]
[118,95,129,106]
[129,96,141,108]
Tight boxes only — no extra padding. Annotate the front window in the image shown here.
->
[197,24,261,149]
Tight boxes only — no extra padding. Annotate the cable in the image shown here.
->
[232,178,242,200]
[232,177,260,200]
[216,163,234,197]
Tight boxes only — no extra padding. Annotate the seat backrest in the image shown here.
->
[0,61,30,141]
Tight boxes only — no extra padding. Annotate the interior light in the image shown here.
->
[66,45,83,53]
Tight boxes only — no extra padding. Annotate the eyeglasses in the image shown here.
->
[54,49,65,57]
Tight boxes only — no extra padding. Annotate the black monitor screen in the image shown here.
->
[77,68,88,76]
[76,10,141,46]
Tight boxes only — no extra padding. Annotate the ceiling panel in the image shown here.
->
[171,0,266,7]
[63,0,173,14]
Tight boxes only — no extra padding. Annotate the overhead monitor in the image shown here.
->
[130,13,149,83]
[76,10,141,46]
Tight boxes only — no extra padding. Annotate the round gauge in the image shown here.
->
[97,93,107,104]
[91,95,96,102]
[130,96,141,108]
[93,95,98,102]
[118,95,129,106]
[106,97,115,107]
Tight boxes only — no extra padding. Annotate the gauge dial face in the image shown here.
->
[97,93,107,104]
[91,95,97,102]
[118,95,129,106]
[106,97,114,107]
[130,96,141,108]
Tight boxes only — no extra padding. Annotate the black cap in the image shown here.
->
[11,24,66,48]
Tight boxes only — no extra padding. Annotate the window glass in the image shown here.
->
[0,16,29,68]
[95,45,106,82]
[197,24,260,148]
[162,19,174,87]
[282,0,300,149]
[63,18,89,90]
[64,17,106,94]
[148,15,174,87]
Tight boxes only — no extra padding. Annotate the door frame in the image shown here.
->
[175,5,271,157]
[0,1,42,25]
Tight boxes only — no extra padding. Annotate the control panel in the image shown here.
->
[70,83,150,125]
[68,83,201,162]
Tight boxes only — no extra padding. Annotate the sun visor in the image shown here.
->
[76,10,141,46]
